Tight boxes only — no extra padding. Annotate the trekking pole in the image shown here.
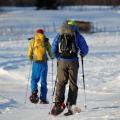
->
[24,61,32,104]
[49,59,54,114]
[52,75,57,97]
[81,56,87,109]
[52,61,58,101]
[49,60,57,114]
[51,59,54,96]
[49,75,57,115]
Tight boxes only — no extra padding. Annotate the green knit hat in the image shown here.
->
[68,20,77,26]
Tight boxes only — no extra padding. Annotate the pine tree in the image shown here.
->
[36,0,58,9]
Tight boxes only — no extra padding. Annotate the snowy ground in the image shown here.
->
[0,6,120,120]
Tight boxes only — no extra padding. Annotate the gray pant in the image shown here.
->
[55,60,79,105]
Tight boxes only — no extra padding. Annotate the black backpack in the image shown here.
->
[58,33,78,58]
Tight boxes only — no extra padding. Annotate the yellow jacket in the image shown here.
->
[27,38,53,62]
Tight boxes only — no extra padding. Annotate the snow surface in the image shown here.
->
[0,6,120,120]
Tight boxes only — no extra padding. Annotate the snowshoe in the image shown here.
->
[29,91,39,104]
[51,102,66,116]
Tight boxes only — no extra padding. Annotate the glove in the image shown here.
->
[80,53,84,58]
[50,54,55,60]
[29,56,33,61]
[51,56,54,60]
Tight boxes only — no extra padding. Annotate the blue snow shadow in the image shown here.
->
[0,98,17,110]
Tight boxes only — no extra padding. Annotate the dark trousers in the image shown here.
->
[55,60,79,105]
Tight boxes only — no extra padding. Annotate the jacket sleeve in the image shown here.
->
[46,40,54,59]
[27,40,34,60]
[76,32,89,57]
[51,33,60,58]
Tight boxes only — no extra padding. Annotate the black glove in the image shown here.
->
[80,53,84,58]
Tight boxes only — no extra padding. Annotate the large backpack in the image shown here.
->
[58,24,78,58]
[32,37,46,61]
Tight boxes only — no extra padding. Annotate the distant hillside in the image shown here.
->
[63,0,120,6]
[0,0,35,6]
[0,0,120,6]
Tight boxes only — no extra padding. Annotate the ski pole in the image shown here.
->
[81,56,87,109]
[24,61,32,104]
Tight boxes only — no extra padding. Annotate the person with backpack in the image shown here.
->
[27,29,54,104]
[51,20,89,115]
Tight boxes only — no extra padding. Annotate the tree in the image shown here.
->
[36,0,58,9]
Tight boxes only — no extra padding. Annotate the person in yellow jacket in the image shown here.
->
[27,29,53,104]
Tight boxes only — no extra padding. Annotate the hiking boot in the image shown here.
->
[40,99,49,104]
[51,102,66,116]
[64,102,73,116]
[29,91,39,104]
[64,109,73,116]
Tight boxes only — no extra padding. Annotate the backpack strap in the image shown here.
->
[45,37,49,42]
[32,39,35,51]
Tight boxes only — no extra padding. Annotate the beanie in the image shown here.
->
[68,20,77,26]
[35,29,45,40]
[36,29,44,34]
